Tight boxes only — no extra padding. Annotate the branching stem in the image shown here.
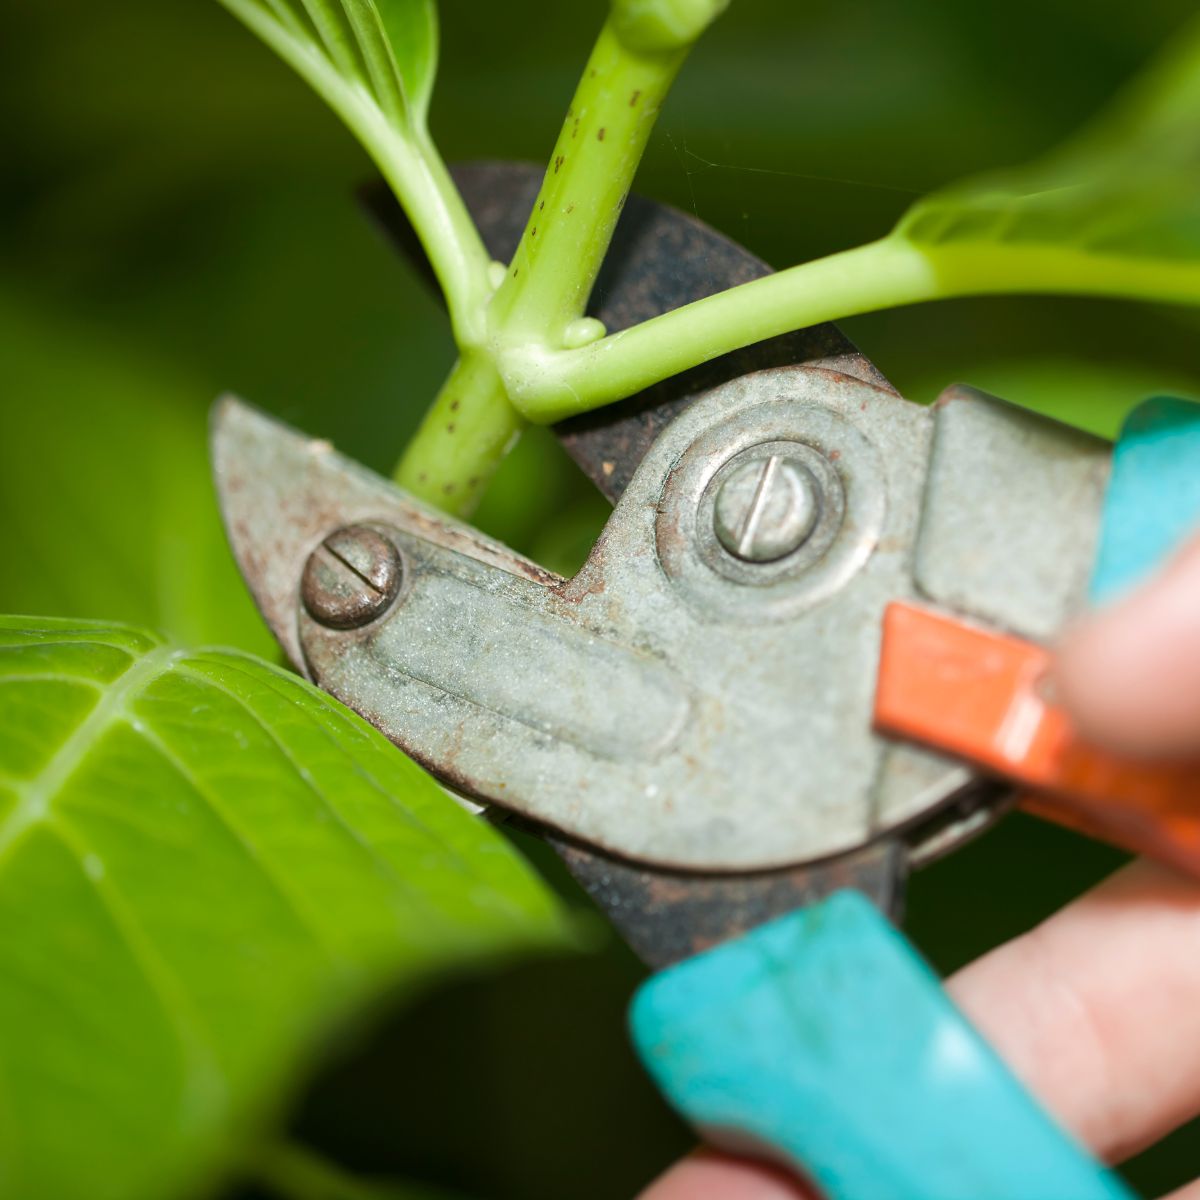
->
[500,236,1200,422]
[229,1,1200,518]
[502,238,937,420]
[394,12,700,508]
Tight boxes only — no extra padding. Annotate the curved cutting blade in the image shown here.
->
[211,164,1004,962]
[210,396,556,674]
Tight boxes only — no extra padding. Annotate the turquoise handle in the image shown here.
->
[1091,396,1200,605]
[631,892,1133,1200]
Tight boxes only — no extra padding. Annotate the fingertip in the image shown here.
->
[1055,535,1200,758]
[637,1150,818,1200]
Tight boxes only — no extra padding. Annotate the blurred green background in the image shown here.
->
[3,0,1199,1195]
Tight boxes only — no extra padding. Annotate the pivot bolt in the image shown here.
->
[301,525,402,629]
[713,455,822,563]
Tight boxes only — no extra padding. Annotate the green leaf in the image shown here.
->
[0,616,566,1200]
[372,0,438,123]
[323,0,438,127]
[895,16,1200,302]
[215,0,491,338]
[236,0,437,129]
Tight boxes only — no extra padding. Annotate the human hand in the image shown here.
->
[639,536,1200,1200]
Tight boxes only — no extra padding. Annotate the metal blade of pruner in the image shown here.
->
[213,164,1111,966]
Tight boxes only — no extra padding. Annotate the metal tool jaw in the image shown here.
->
[213,368,1108,875]
[212,160,1118,965]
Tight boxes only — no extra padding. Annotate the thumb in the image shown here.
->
[1054,533,1200,758]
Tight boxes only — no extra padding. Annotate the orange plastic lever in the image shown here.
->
[875,602,1200,875]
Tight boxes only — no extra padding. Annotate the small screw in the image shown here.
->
[713,455,822,563]
[301,525,402,629]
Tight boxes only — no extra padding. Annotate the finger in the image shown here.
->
[1055,533,1200,757]
[948,857,1200,1164]
[638,1149,814,1200]
[642,857,1200,1198]
[1164,1182,1200,1200]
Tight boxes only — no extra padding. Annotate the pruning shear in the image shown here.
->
[212,162,1200,1199]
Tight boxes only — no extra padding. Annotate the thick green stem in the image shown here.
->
[501,238,940,420]
[487,18,689,342]
[394,9,708,508]
[394,353,523,516]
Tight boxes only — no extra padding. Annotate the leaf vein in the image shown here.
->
[0,673,106,690]
[0,646,180,867]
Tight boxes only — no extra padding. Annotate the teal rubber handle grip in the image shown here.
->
[1091,396,1200,605]
[630,892,1133,1200]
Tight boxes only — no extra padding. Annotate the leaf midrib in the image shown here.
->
[0,644,180,865]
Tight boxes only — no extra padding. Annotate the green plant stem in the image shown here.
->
[220,0,493,345]
[378,124,495,346]
[500,235,1200,422]
[394,10,704,509]
[487,18,689,342]
[394,352,522,515]
[500,238,937,420]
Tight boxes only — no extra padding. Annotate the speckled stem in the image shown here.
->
[393,352,521,517]
[486,19,689,344]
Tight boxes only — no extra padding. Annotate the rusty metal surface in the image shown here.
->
[213,169,1116,961]
[359,165,923,941]
[301,524,404,630]
[361,162,894,501]
[354,164,922,949]
[361,162,932,937]
[213,368,1005,873]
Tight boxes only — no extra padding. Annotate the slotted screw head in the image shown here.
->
[301,525,402,629]
[713,455,822,563]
